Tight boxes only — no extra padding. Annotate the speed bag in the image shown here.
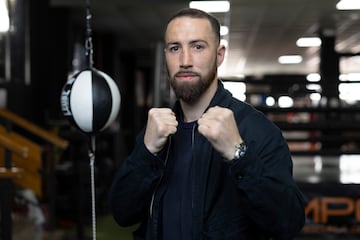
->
[60,68,121,134]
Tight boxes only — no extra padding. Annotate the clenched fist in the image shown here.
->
[144,108,178,155]
[198,106,243,161]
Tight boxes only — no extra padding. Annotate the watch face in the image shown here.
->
[235,149,241,159]
[228,142,247,163]
[235,143,247,159]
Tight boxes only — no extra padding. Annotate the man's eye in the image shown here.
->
[169,46,180,52]
[194,44,204,50]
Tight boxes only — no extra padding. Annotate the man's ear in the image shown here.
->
[217,45,226,67]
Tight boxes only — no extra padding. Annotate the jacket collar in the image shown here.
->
[208,79,232,109]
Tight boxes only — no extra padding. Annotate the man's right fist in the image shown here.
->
[144,108,178,154]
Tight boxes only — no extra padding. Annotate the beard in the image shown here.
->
[169,63,217,104]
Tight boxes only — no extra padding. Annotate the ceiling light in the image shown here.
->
[265,96,275,106]
[310,93,321,101]
[189,1,230,13]
[220,26,229,36]
[306,84,322,91]
[306,73,321,82]
[278,55,303,64]
[339,73,360,81]
[296,37,321,47]
[336,0,360,10]
[223,81,246,101]
[220,38,228,48]
[0,0,9,32]
[339,83,360,102]
[278,96,293,108]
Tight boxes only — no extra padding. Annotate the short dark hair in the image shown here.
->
[166,8,221,44]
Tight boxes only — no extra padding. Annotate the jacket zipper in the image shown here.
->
[149,137,172,217]
[191,123,197,211]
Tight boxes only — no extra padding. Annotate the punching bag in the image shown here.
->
[60,68,121,134]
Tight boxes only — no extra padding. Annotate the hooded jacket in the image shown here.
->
[109,81,305,240]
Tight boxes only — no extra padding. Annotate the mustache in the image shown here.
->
[174,71,200,77]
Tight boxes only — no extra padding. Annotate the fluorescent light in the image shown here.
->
[310,93,321,101]
[220,26,229,36]
[278,96,293,108]
[340,155,360,184]
[336,0,360,10]
[189,1,230,13]
[306,73,321,82]
[306,84,322,91]
[223,81,246,101]
[296,37,321,47]
[0,0,9,32]
[278,55,303,64]
[347,73,360,81]
[339,83,360,102]
[339,73,360,81]
[220,38,228,48]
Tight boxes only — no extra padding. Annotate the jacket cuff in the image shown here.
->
[228,142,258,180]
[128,140,165,171]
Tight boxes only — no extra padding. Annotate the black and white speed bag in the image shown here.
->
[61,68,121,134]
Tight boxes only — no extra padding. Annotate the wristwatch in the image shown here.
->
[224,142,247,164]
[233,142,247,160]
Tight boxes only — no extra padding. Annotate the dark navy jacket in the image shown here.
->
[109,81,305,239]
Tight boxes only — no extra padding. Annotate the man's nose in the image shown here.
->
[180,48,192,68]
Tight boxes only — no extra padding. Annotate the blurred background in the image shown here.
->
[0,0,360,239]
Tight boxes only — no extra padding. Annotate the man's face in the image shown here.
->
[164,17,225,103]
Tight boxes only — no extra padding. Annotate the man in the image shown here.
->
[109,8,305,240]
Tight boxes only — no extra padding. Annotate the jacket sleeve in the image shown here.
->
[108,131,164,227]
[229,111,305,240]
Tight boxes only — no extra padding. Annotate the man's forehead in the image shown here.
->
[165,17,213,42]
[167,17,211,29]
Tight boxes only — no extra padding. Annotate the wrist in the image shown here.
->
[224,141,247,163]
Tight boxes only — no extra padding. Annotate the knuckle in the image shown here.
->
[148,108,156,114]
[157,125,167,135]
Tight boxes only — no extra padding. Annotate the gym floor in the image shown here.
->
[11,155,360,240]
[12,213,360,240]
